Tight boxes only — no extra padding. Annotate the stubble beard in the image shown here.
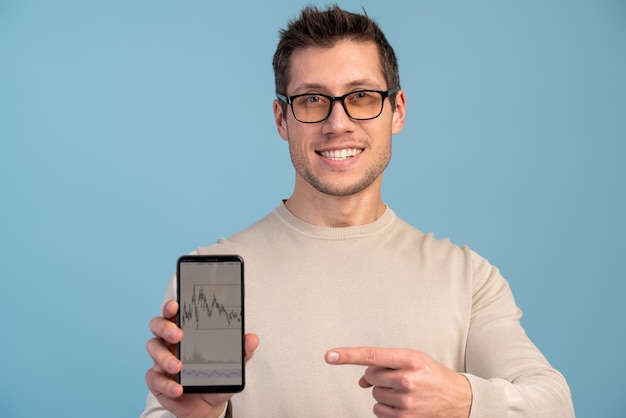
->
[288,140,392,197]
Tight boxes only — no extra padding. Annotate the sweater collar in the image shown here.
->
[273,201,396,239]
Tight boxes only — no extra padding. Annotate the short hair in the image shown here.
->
[272,5,400,110]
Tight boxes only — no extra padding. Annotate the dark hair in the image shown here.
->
[272,5,400,110]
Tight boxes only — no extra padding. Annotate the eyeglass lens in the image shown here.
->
[292,91,385,123]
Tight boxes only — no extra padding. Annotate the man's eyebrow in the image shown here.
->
[345,79,380,89]
[290,83,325,93]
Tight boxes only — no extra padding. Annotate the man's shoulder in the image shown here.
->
[195,206,281,254]
[392,213,472,259]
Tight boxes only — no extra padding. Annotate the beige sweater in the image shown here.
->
[142,203,574,417]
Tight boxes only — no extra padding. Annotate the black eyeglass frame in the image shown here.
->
[276,86,400,124]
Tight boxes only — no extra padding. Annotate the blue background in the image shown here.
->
[1,1,624,416]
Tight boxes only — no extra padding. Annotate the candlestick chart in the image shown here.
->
[181,285,242,330]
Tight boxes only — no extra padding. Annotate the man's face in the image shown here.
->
[273,40,406,198]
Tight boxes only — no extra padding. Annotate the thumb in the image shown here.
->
[244,333,260,362]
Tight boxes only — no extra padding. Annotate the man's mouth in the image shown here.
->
[318,148,363,160]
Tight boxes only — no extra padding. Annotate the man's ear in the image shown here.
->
[273,100,289,141]
[391,89,407,135]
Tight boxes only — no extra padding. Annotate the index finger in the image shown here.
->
[325,347,418,369]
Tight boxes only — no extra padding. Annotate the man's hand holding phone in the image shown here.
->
[145,300,259,418]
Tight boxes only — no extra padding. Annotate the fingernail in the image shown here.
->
[166,328,179,340]
[326,351,339,363]
[167,359,178,372]
[170,383,180,396]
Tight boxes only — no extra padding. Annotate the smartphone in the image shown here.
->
[176,254,245,393]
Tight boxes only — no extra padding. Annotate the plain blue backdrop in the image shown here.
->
[1,1,624,416]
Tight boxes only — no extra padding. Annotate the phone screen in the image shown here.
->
[176,255,245,393]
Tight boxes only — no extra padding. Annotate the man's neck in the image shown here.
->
[284,181,386,228]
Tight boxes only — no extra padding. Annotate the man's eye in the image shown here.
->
[296,95,327,106]
[352,91,373,100]
[306,95,330,104]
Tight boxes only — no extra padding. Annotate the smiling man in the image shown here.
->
[274,38,404,227]
[142,6,574,418]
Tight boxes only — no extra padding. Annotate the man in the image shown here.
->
[143,5,574,417]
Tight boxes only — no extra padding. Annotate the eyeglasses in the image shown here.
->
[276,86,400,124]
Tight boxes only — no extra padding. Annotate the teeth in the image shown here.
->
[320,148,362,160]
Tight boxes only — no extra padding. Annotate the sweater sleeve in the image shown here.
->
[462,248,574,417]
